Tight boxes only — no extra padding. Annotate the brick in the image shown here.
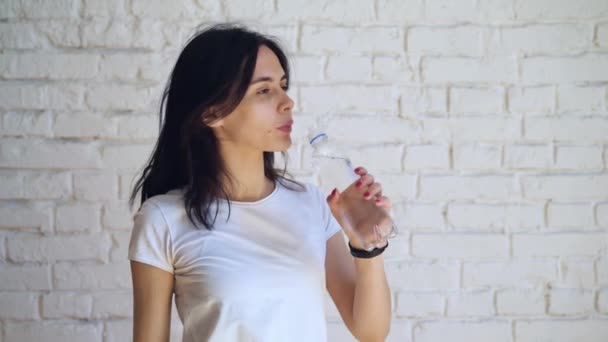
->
[0,138,102,169]
[300,85,398,113]
[448,202,544,231]
[508,86,554,114]
[99,53,168,82]
[110,231,130,262]
[446,290,493,316]
[324,117,420,144]
[415,321,510,342]
[522,175,608,200]
[0,170,70,200]
[522,55,608,83]
[42,293,92,319]
[598,23,608,48]
[327,322,358,342]
[513,233,608,257]
[404,145,449,170]
[326,56,371,82]
[374,172,417,203]
[0,23,47,49]
[408,26,483,55]
[74,171,118,201]
[387,261,459,290]
[83,0,128,17]
[555,145,603,170]
[5,322,102,342]
[463,260,557,287]
[515,0,608,20]
[102,143,154,170]
[395,292,443,317]
[598,203,608,228]
[400,87,446,115]
[393,202,444,231]
[382,235,409,261]
[453,143,502,170]
[498,24,590,55]
[496,288,545,315]
[422,56,517,83]
[549,289,594,315]
[413,233,508,258]
[81,19,135,48]
[92,291,131,318]
[0,202,53,232]
[0,53,99,80]
[131,0,217,19]
[422,117,520,142]
[504,144,552,169]
[8,233,111,263]
[36,20,80,47]
[54,112,116,138]
[0,83,85,110]
[115,114,161,140]
[2,111,52,137]
[55,203,101,233]
[85,85,157,111]
[373,57,416,84]
[449,87,504,114]
[54,261,131,290]
[516,320,608,342]
[104,321,133,342]
[424,0,477,22]
[103,202,135,230]
[291,56,323,83]
[119,172,139,201]
[276,0,374,23]
[21,0,80,19]
[0,293,39,320]
[301,25,403,54]
[343,144,403,173]
[0,265,51,290]
[599,289,608,313]
[559,260,595,288]
[386,320,412,342]
[547,203,594,230]
[596,257,608,285]
[224,0,274,20]
[557,86,605,114]
[377,0,423,22]
[420,175,515,200]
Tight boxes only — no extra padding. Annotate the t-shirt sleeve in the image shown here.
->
[128,199,174,274]
[311,183,343,241]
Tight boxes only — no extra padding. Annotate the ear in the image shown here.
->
[202,108,224,128]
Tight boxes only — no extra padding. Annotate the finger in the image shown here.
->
[354,166,367,176]
[355,174,375,191]
[373,196,392,209]
[363,182,382,200]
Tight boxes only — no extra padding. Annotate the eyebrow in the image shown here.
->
[249,75,288,85]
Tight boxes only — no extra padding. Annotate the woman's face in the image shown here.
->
[208,45,295,152]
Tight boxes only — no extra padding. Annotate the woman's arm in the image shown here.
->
[326,232,391,342]
[130,260,175,342]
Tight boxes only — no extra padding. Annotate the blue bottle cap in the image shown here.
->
[309,132,328,145]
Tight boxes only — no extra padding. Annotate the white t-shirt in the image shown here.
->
[128,180,343,342]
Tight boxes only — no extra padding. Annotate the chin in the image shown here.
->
[267,140,292,152]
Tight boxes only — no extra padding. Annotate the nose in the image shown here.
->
[280,92,294,113]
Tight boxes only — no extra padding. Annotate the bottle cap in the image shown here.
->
[309,132,328,145]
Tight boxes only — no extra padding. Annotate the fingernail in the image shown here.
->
[363,192,370,198]
[354,167,361,173]
[331,188,337,196]
[375,198,381,202]
[356,181,362,188]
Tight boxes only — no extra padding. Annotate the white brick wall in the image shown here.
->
[1,0,607,341]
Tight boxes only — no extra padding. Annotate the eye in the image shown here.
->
[257,88,270,94]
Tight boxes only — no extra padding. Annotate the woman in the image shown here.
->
[128,23,391,342]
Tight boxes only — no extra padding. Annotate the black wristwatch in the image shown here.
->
[348,241,389,259]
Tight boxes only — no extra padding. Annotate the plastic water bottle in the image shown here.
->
[309,132,398,251]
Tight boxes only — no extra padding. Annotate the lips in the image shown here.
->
[278,120,293,129]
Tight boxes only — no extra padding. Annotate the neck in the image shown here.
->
[217,143,274,202]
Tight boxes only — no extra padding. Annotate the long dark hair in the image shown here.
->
[129,23,304,230]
